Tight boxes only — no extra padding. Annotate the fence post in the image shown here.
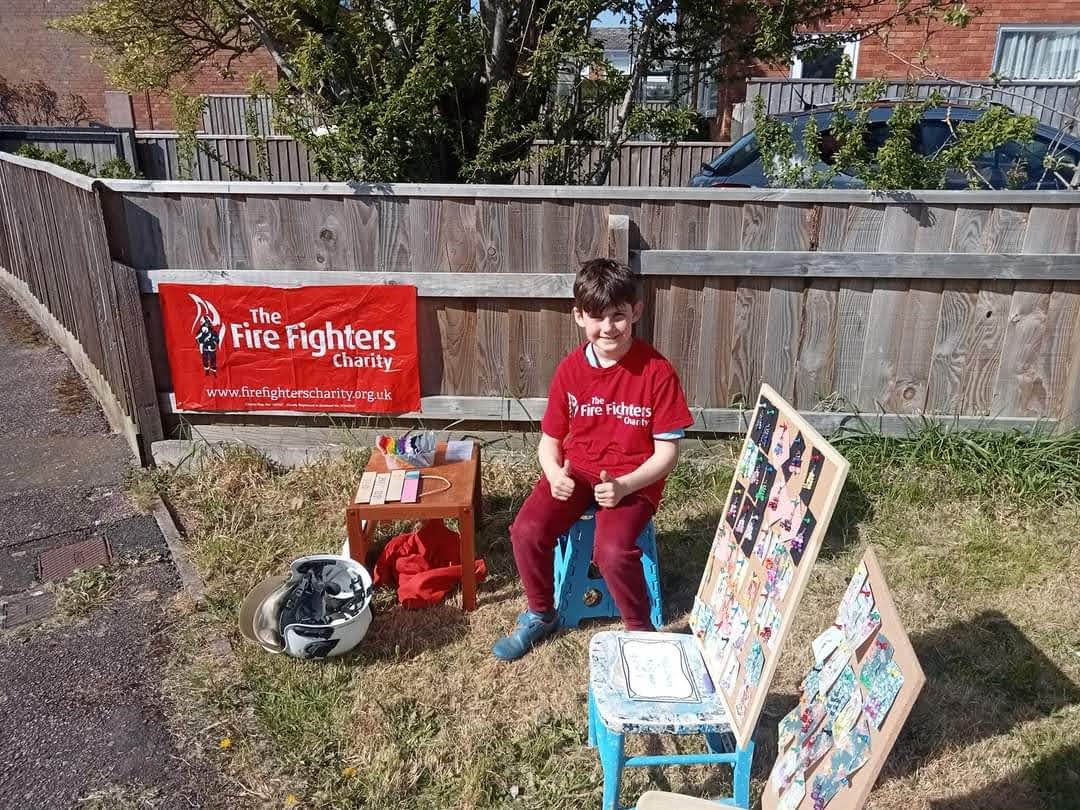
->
[109,260,164,463]
[608,214,630,265]
[1061,304,1080,432]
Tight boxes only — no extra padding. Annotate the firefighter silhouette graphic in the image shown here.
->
[195,315,219,375]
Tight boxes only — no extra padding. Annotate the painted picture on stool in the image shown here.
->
[688,384,850,749]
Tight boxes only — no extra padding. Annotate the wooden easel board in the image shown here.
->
[762,548,926,810]
[689,384,850,749]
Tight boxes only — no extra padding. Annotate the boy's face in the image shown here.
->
[573,300,643,358]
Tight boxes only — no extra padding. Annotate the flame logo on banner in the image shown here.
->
[188,292,225,342]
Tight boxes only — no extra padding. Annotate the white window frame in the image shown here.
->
[790,36,859,79]
[992,24,1080,83]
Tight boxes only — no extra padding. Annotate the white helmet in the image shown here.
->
[239,554,373,659]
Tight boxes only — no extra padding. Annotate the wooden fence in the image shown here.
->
[747,79,1080,133]
[134,133,726,186]
[98,180,1080,433]
[1,148,1079,454]
[0,152,161,458]
[0,125,140,174]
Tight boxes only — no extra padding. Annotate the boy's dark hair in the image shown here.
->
[573,258,640,315]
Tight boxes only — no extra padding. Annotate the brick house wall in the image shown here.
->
[0,0,277,129]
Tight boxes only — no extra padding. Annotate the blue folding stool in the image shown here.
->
[553,508,663,630]
[588,631,754,810]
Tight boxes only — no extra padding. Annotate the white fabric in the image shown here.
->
[995,28,1080,81]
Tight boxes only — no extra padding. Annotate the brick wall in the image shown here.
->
[754,0,1080,81]
[0,0,277,129]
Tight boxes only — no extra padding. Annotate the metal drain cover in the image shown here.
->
[1,590,55,629]
[37,536,112,581]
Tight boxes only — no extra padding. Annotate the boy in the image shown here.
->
[492,258,693,661]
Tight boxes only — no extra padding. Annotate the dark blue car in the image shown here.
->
[689,102,1080,190]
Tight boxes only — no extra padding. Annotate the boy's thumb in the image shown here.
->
[600,470,610,483]
[562,459,571,473]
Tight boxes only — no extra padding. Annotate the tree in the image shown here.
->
[55,0,979,183]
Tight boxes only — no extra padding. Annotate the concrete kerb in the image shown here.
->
[148,494,205,603]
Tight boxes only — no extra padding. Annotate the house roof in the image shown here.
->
[591,27,631,52]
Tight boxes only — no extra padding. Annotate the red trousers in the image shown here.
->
[510,470,656,631]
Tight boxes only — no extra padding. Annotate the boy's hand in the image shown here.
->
[547,460,576,501]
[594,470,629,508]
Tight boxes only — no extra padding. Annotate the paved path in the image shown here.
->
[0,292,231,808]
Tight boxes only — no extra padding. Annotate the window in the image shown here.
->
[605,50,632,75]
[993,26,1080,81]
[644,72,674,101]
[791,36,859,79]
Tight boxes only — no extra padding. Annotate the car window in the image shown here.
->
[710,133,760,175]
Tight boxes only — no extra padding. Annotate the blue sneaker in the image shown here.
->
[492,610,559,661]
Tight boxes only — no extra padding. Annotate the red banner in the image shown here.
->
[159,283,420,413]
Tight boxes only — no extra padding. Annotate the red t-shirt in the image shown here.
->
[541,339,693,507]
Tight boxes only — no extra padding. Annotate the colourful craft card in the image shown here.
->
[770,545,796,601]
[789,511,817,565]
[779,695,827,751]
[755,597,783,650]
[771,421,791,464]
[782,433,806,480]
[734,496,754,537]
[831,688,863,741]
[801,448,826,505]
[812,626,845,666]
[771,747,800,793]
[735,678,753,719]
[824,666,857,718]
[777,772,805,810]
[812,718,872,807]
[860,636,904,729]
[726,482,745,527]
[818,645,854,698]
[738,442,759,479]
[838,562,880,649]
[719,650,740,691]
[746,641,766,686]
[751,396,779,447]
[752,526,772,560]
[801,725,833,771]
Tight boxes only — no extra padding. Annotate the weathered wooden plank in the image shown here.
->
[342,198,379,270]
[794,280,838,410]
[179,195,228,270]
[878,205,921,252]
[957,281,1012,415]
[137,268,576,296]
[985,205,1030,254]
[729,278,769,407]
[542,199,574,273]
[950,206,991,253]
[696,277,737,407]
[832,279,873,408]
[633,250,1080,280]
[375,198,412,273]
[888,279,942,413]
[774,203,814,251]
[991,281,1051,417]
[1021,205,1077,254]
[911,205,957,252]
[430,300,478,395]
[706,202,743,250]
[814,203,849,251]
[507,200,546,397]
[1060,286,1080,428]
[111,262,164,457]
[653,277,703,404]
[857,280,910,412]
[571,201,609,267]
[158,393,1056,434]
[1044,283,1080,419]
[927,282,979,413]
[841,205,884,251]
[740,203,777,250]
[763,279,803,400]
[437,198,480,272]
[475,200,511,396]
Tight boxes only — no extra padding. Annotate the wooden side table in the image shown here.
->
[345,443,483,611]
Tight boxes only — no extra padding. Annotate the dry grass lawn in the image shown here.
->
[151,429,1080,810]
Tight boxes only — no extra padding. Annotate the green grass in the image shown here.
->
[158,427,1080,809]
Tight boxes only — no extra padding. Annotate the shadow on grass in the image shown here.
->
[884,611,1080,780]
[929,741,1080,809]
[344,601,472,664]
